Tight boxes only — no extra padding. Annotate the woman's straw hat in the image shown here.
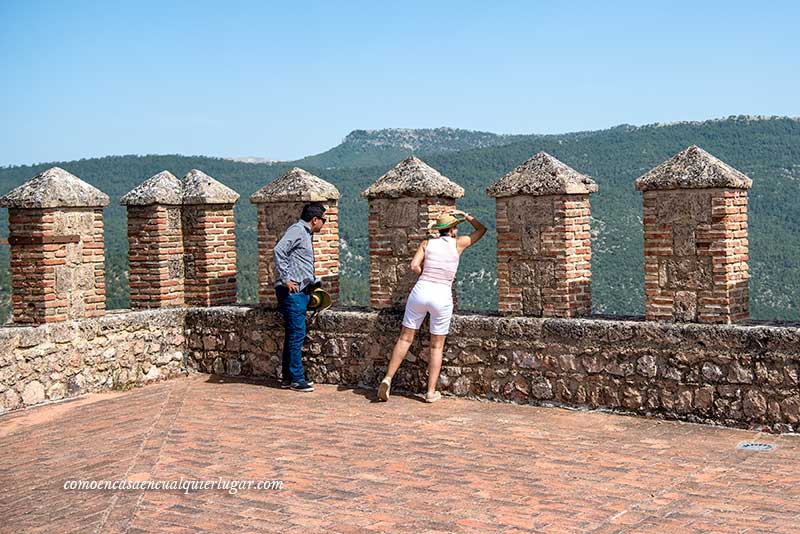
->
[427,213,466,230]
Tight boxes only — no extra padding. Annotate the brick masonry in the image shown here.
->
[367,197,457,310]
[496,194,592,317]
[8,207,106,323]
[126,205,185,308]
[643,188,749,323]
[255,201,339,307]
[182,205,237,306]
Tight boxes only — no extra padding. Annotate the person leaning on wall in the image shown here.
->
[377,209,487,403]
[273,202,327,392]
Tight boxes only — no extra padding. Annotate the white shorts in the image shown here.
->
[401,280,454,335]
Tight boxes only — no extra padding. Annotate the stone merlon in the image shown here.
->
[120,170,182,206]
[0,167,110,209]
[250,167,340,203]
[180,169,240,205]
[635,145,753,192]
[361,156,464,199]
[487,151,598,197]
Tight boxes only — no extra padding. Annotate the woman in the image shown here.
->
[377,209,487,403]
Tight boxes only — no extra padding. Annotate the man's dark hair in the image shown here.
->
[301,202,326,222]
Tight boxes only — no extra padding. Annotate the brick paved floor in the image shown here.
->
[1,373,798,533]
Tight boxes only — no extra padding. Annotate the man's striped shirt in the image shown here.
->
[273,219,317,290]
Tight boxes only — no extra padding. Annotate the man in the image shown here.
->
[273,202,326,392]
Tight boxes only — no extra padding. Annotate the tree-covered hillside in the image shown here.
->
[1,116,798,323]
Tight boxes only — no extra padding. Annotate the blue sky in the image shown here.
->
[1,0,798,166]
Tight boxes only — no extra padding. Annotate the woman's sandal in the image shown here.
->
[377,377,391,401]
[424,391,441,403]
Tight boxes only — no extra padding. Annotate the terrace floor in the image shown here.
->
[1,373,798,534]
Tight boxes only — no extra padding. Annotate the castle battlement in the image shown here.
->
[0,149,797,432]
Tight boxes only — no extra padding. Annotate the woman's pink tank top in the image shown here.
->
[418,236,460,287]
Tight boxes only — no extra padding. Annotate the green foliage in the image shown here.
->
[0,116,798,323]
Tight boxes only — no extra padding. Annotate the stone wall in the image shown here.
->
[2,305,798,432]
[188,307,800,433]
[0,309,188,413]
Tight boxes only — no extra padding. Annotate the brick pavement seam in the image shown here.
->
[92,376,194,534]
[588,430,769,533]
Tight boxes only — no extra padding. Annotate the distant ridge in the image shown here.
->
[295,127,530,169]
[295,115,800,170]
[224,156,280,164]
[342,127,527,152]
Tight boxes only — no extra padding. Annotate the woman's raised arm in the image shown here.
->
[453,210,487,254]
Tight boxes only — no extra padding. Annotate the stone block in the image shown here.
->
[673,291,697,322]
[75,264,95,290]
[743,389,767,418]
[55,266,74,293]
[382,199,418,228]
[507,196,554,228]
[168,255,184,279]
[530,377,553,399]
[672,224,696,256]
[636,355,658,378]
[390,229,410,255]
[21,380,45,405]
[522,288,543,316]
[521,226,542,255]
[665,257,713,290]
[654,190,712,225]
[264,203,300,231]
[167,207,181,230]
[53,210,95,235]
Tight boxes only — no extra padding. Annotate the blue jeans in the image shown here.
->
[276,286,310,383]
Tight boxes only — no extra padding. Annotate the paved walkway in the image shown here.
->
[1,373,798,533]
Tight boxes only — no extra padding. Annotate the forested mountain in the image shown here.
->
[1,116,798,323]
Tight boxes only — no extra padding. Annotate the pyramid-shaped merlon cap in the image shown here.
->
[0,167,110,209]
[635,145,753,192]
[120,170,182,206]
[181,169,240,204]
[250,167,340,203]
[487,151,598,198]
[361,156,465,199]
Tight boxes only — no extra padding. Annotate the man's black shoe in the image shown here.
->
[290,381,314,392]
[282,379,314,389]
